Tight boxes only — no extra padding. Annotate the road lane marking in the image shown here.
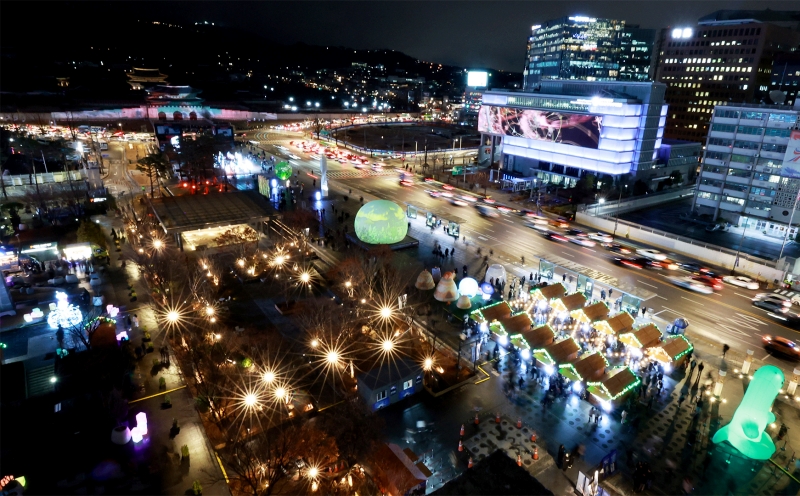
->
[681,296,702,304]
[661,306,680,314]
[562,252,574,258]
[637,280,657,288]
[582,248,597,252]
[478,236,488,241]
[653,295,668,300]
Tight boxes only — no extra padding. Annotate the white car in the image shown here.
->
[568,236,596,248]
[723,276,760,290]
[670,277,713,294]
[755,292,800,306]
[588,232,613,243]
[524,222,550,233]
[636,249,667,261]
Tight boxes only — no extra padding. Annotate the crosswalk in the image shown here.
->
[773,289,799,298]
[326,169,399,179]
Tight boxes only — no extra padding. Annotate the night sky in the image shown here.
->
[6,1,799,71]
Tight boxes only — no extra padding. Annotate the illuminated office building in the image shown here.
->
[652,9,800,143]
[522,17,654,89]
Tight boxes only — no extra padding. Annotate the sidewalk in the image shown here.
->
[93,215,231,496]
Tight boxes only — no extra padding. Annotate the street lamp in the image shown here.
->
[596,198,605,216]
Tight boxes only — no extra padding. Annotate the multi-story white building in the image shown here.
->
[693,103,800,238]
[478,80,700,189]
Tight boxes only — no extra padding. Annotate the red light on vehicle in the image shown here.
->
[183,183,188,187]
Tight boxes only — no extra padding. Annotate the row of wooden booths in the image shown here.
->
[471,283,694,409]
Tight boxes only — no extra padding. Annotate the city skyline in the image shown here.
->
[3,1,797,72]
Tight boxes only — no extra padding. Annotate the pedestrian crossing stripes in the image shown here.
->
[773,289,799,297]
[326,170,399,179]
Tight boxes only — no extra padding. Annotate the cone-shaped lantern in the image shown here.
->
[415,269,435,290]
[434,272,459,302]
[456,294,472,309]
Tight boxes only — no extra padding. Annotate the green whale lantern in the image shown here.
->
[354,200,408,245]
[712,365,784,459]
[275,161,292,181]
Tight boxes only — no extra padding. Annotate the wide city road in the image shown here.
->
[248,129,800,375]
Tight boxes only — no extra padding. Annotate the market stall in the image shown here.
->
[470,301,512,325]
[520,324,555,348]
[587,365,641,409]
[619,324,662,351]
[558,351,608,386]
[510,334,531,360]
[551,293,587,314]
[647,335,693,369]
[541,337,580,367]
[570,301,609,324]
[594,312,635,336]
[531,283,566,302]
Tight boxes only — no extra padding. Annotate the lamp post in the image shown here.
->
[732,219,750,275]
[612,185,627,239]
[596,198,605,216]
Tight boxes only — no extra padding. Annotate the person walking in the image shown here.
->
[694,363,704,386]
[722,344,730,359]
[621,409,628,424]
[677,393,686,409]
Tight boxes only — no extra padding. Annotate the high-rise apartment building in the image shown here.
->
[770,52,800,107]
[692,103,800,239]
[652,10,800,143]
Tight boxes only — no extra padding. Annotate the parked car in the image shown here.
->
[722,276,760,290]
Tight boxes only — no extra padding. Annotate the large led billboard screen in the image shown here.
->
[478,105,602,149]
[467,71,488,88]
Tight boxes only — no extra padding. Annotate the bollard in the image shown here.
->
[460,424,465,437]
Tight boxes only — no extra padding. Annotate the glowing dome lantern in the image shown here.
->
[353,200,408,245]
[484,264,507,284]
[47,291,83,329]
[434,272,459,302]
[458,277,480,297]
[274,161,292,181]
[480,282,494,300]
[456,294,472,309]
[415,269,435,290]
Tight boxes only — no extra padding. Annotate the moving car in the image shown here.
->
[476,205,498,218]
[691,276,723,291]
[753,293,793,307]
[723,276,760,290]
[678,262,712,275]
[636,249,667,261]
[753,299,791,314]
[669,276,714,294]
[441,184,455,191]
[588,232,613,243]
[568,236,596,248]
[762,335,800,360]
[566,228,586,237]
[604,243,633,255]
[544,232,569,243]
[523,222,550,233]
[400,180,414,187]
[612,257,644,270]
